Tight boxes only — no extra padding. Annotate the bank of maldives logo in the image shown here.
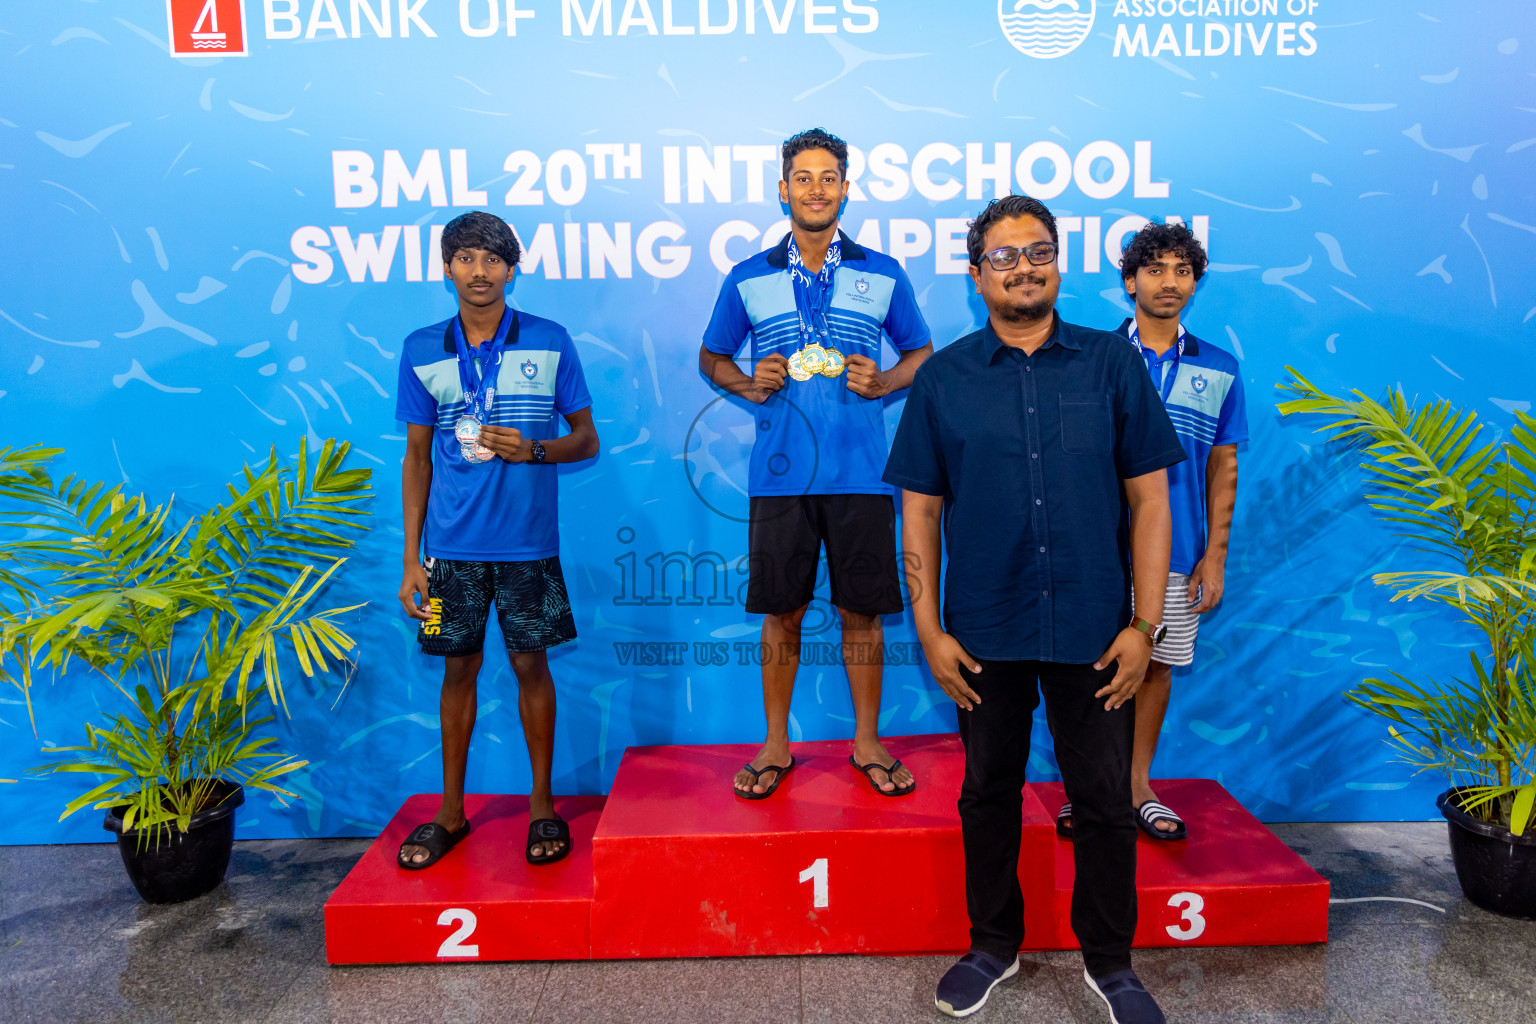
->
[167,0,248,57]
[998,0,1095,59]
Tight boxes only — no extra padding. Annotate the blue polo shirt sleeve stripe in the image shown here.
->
[702,265,755,357]
[881,261,930,351]
[395,330,440,426]
[554,331,592,415]
[1215,369,1248,446]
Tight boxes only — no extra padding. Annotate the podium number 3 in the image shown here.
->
[799,858,829,908]
[1166,891,1206,941]
[437,908,480,957]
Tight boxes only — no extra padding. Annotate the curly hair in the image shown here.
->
[965,194,1059,265]
[440,210,521,267]
[1119,222,1206,282]
[781,128,848,181]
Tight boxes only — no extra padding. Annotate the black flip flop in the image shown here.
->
[1056,801,1074,841]
[849,755,916,797]
[1136,800,1188,841]
[734,757,795,800]
[398,820,470,870]
[527,816,572,865]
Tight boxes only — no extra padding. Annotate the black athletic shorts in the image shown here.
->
[744,494,904,617]
[417,557,577,657]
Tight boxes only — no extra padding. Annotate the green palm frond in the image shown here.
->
[1280,369,1536,832]
[0,437,373,834]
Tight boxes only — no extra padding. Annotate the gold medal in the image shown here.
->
[787,349,813,382]
[819,348,846,378]
[800,342,827,376]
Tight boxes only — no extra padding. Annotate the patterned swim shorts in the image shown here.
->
[417,557,577,657]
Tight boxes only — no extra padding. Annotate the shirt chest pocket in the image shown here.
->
[1059,393,1113,455]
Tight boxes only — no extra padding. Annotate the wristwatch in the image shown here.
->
[1129,615,1167,646]
[529,439,547,464]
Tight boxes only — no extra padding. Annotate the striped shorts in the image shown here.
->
[1132,572,1200,668]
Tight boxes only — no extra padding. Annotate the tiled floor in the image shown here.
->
[2,823,1533,1023]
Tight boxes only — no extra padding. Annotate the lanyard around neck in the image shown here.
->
[452,307,513,422]
[1128,321,1185,403]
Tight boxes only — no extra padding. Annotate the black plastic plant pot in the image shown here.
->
[102,781,245,905]
[1438,789,1536,920]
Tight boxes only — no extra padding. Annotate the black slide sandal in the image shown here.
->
[398,821,470,870]
[849,755,916,796]
[735,757,795,800]
[1136,800,1188,841]
[527,816,572,865]
[1056,802,1074,840]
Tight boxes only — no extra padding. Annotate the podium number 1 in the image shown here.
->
[799,858,829,908]
[1165,892,1206,941]
[437,908,480,957]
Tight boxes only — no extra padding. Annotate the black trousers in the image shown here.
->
[956,658,1138,978]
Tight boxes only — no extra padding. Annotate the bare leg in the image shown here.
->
[841,608,914,793]
[510,649,564,858]
[734,605,806,795]
[1131,659,1178,832]
[401,653,481,864]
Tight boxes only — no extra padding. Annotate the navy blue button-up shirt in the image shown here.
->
[882,316,1184,664]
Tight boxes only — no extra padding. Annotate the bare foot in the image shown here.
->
[399,807,468,866]
[734,742,794,796]
[851,739,915,794]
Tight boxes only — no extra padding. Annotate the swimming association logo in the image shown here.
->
[166,0,248,57]
[521,359,539,381]
[998,0,1095,60]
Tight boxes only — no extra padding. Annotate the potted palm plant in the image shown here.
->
[1278,369,1536,919]
[0,438,371,903]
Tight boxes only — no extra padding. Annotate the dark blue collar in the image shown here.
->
[1117,316,1200,356]
[766,228,865,269]
[443,308,520,353]
[982,313,1078,363]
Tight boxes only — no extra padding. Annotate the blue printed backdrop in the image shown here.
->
[1,1,1533,843]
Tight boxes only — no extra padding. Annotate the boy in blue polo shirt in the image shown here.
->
[698,128,933,800]
[393,211,598,870]
[1061,222,1246,842]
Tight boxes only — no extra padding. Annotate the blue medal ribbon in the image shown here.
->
[452,307,513,425]
[787,233,841,347]
[1128,321,1186,404]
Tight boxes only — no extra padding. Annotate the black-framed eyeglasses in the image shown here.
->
[977,243,1057,270]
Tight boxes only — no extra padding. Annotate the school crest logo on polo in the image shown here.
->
[521,359,538,381]
[855,278,870,295]
[1191,374,1207,394]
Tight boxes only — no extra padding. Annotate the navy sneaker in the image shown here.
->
[1084,969,1165,1024]
[934,951,1019,1017]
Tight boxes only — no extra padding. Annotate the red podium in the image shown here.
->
[1029,780,1330,950]
[325,794,605,964]
[591,734,979,957]
[323,735,1328,964]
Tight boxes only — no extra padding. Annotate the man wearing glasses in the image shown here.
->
[884,195,1183,1024]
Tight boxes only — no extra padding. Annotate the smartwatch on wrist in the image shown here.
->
[1130,615,1167,646]
[530,439,547,464]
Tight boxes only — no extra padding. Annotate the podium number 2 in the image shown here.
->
[1165,892,1206,941]
[799,858,829,908]
[437,908,480,957]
